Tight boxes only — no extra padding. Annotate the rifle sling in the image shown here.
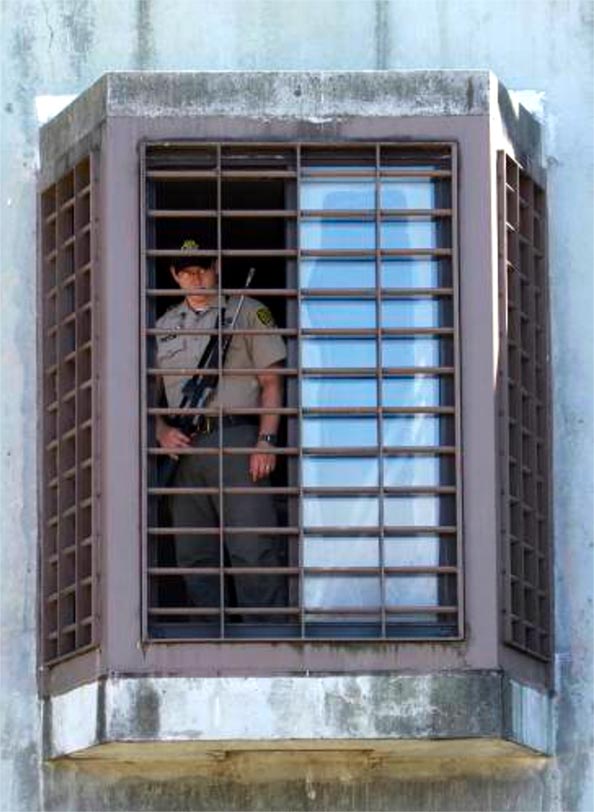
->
[181,309,229,411]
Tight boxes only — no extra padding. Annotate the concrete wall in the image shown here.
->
[1,1,592,810]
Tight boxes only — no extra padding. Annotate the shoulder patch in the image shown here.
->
[256,306,275,327]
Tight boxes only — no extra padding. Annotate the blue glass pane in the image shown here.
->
[382,259,449,288]
[303,417,378,447]
[301,299,376,329]
[384,536,449,567]
[300,259,375,289]
[303,457,379,487]
[381,220,437,249]
[305,576,381,609]
[303,497,379,527]
[304,537,379,567]
[381,179,436,209]
[385,575,440,606]
[303,338,377,368]
[382,298,452,328]
[382,338,447,367]
[382,377,444,407]
[384,495,447,526]
[301,220,375,250]
[302,377,377,407]
[300,180,375,210]
[383,415,452,447]
[384,455,454,486]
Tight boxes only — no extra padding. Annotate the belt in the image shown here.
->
[195,415,258,435]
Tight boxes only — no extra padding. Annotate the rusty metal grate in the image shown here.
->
[40,155,99,665]
[498,152,551,660]
[141,142,463,641]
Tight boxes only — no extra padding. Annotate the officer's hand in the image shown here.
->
[157,425,191,455]
[250,441,276,482]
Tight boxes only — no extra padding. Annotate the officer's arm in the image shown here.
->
[249,364,282,482]
[256,364,283,439]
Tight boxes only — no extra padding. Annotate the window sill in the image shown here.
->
[44,671,553,760]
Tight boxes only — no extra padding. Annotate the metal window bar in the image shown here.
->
[40,154,99,665]
[498,152,551,661]
[141,142,461,642]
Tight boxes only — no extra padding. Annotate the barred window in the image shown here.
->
[498,152,552,660]
[141,143,462,641]
[40,155,99,665]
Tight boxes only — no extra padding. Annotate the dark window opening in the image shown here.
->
[40,155,99,666]
[141,142,462,642]
[498,152,551,661]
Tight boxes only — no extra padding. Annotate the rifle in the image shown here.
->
[158,268,256,486]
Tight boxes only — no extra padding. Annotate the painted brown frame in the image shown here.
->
[139,140,463,642]
[39,111,550,695]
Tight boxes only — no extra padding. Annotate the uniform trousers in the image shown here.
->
[171,422,287,619]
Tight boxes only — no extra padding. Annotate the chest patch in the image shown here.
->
[256,307,275,327]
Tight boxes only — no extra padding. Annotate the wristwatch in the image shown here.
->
[258,433,277,445]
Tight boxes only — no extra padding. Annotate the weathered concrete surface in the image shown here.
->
[43,750,555,812]
[1,1,592,811]
[44,673,552,760]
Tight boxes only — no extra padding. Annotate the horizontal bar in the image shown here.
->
[148,485,455,497]
[146,328,298,337]
[146,287,298,297]
[300,209,453,219]
[150,367,298,376]
[146,328,452,340]
[148,486,299,496]
[151,367,455,378]
[148,606,300,616]
[147,208,452,219]
[147,406,452,417]
[148,565,458,576]
[147,445,455,457]
[148,209,297,219]
[147,407,298,416]
[147,447,298,456]
[300,249,452,258]
[299,605,455,615]
[148,526,300,536]
[149,567,299,576]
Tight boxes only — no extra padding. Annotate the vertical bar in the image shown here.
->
[139,142,149,641]
[525,173,539,649]
[55,175,66,656]
[497,151,513,644]
[451,142,464,638]
[296,143,305,640]
[41,181,58,662]
[375,143,386,638]
[89,151,100,649]
[537,180,552,659]
[217,143,225,638]
[73,164,81,650]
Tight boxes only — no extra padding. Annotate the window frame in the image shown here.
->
[138,140,464,644]
[38,108,551,695]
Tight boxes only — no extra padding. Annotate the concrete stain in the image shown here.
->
[135,0,155,70]
[374,0,389,70]
[132,683,161,739]
[57,0,95,81]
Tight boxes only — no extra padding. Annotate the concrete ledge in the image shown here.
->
[44,672,553,760]
[39,69,492,169]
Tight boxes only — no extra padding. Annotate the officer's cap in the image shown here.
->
[172,239,217,271]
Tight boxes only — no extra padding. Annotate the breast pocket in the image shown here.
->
[157,334,186,366]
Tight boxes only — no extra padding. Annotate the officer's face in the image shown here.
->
[170,263,218,305]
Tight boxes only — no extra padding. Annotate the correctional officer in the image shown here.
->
[155,241,287,621]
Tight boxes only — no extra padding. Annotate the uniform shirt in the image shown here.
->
[155,296,286,410]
